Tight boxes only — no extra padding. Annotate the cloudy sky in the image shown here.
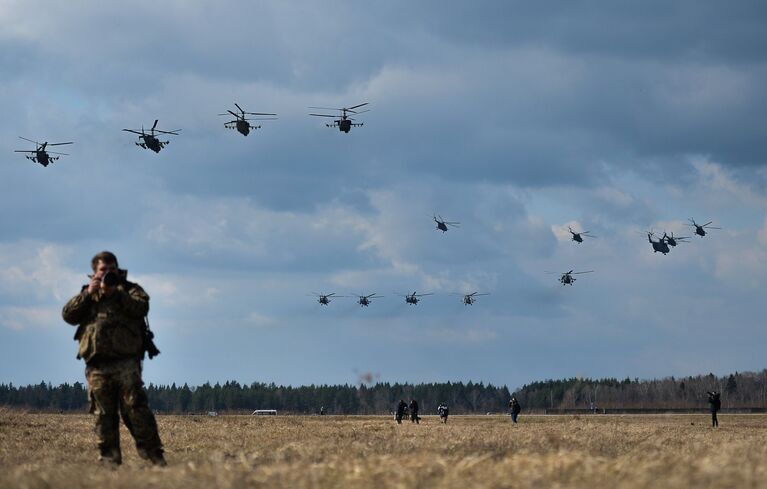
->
[1,1,766,390]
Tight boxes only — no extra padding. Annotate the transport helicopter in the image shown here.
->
[123,120,180,153]
[219,103,277,136]
[355,293,382,307]
[662,231,689,247]
[434,215,460,233]
[647,232,670,254]
[309,102,369,133]
[14,137,73,167]
[548,270,594,286]
[453,292,489,305]
[396,291,434,305]
[687,218,721,237]
[310,292,344,305]
[568,226,596,243]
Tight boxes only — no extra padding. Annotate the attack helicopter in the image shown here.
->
[454,292,489,305]
[310,292,344,306]
[687,218,721,237]
[219,103,277,136]
[647,232,670,255]
[14,137,73,167]
[123,120,180,153]
[568,226,595,243]
[397,291,434,305]
[662,231,689,247]
[355,293,382,307]
[434,215,460,233]
[309,102,369,133]
[550,270,594,286]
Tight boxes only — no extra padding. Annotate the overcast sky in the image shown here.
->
[1,1,766,391]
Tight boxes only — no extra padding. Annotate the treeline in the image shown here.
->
[4,371,766,413]
[516,370,767,410]
[0,381,510,414]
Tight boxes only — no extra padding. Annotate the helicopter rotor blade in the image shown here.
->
[234,102,244,114]
[309,113,337,118]
[122,129,144,135]
[48,142,74,146]
[155,129,180,135]
[47,151,69,155]
[244,112,277,116]
[346,102,369,111]
[308,106,342,111]
[702,221,713,227]
[151,120,158,131]
[18,136,40,145]
[572,270,595,274]
[227,110,239,118]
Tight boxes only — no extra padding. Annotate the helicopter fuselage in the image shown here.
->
[139,135,165,153]
[649,236,670,254]
[695,227,706,237]
[572,234,583,243]
[406,296,419,305]
[436,222,448,232]
[236,120,251,136]
[359,298,370,307]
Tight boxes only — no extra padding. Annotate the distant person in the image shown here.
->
[320,406,325,416]
[62,251,165,466]
[395,399,407,424]
[509,396,521,424]
[707,391,721,427]
[438,403,449,423]
[409,399,420,424]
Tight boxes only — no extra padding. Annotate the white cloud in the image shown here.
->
[0,306,59,331]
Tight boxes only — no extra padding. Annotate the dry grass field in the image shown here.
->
[2,410,767,489]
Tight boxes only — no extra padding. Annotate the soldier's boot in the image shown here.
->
[138,447,167,467]
[98,445,122,466]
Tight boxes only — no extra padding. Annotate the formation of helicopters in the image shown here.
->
[310,291,490,307]
[646,219,719,255]
[15,102,369,165]
[15,99,723,299]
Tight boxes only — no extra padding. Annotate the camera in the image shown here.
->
[101,270,124,287]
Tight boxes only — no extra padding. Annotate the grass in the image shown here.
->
[2,409,767,488]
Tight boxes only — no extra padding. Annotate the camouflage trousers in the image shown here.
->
[85,358,163,463]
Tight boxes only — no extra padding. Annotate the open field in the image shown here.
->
[2,411,767,489]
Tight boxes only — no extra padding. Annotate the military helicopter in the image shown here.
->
[568,226,596,243]
[310,292,344,306]
[355,293,382,307]
[396,291,434,305]
[549,270,594,286]
[662,231,689,247]
[687,218,721,237]
[123,120,180,153]
[309,102,369,133]
[219,103,277,136]
[454,292,489,305]
[647,232,670,255]
[434,215,460,233]
[14,137,73,167]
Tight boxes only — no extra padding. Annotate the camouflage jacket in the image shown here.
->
[62,281,150,364]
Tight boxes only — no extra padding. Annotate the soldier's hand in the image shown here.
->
[87,275,101,295]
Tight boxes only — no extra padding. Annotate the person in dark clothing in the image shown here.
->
[707,391,721,427]
[395,399,407,424]
[409,399,420,424]
[437,403,449,423]
[509,396,522,424]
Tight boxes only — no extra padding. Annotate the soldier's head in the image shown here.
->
[91,251,119,278]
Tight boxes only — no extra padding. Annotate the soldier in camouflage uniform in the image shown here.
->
[62,251,166,466]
